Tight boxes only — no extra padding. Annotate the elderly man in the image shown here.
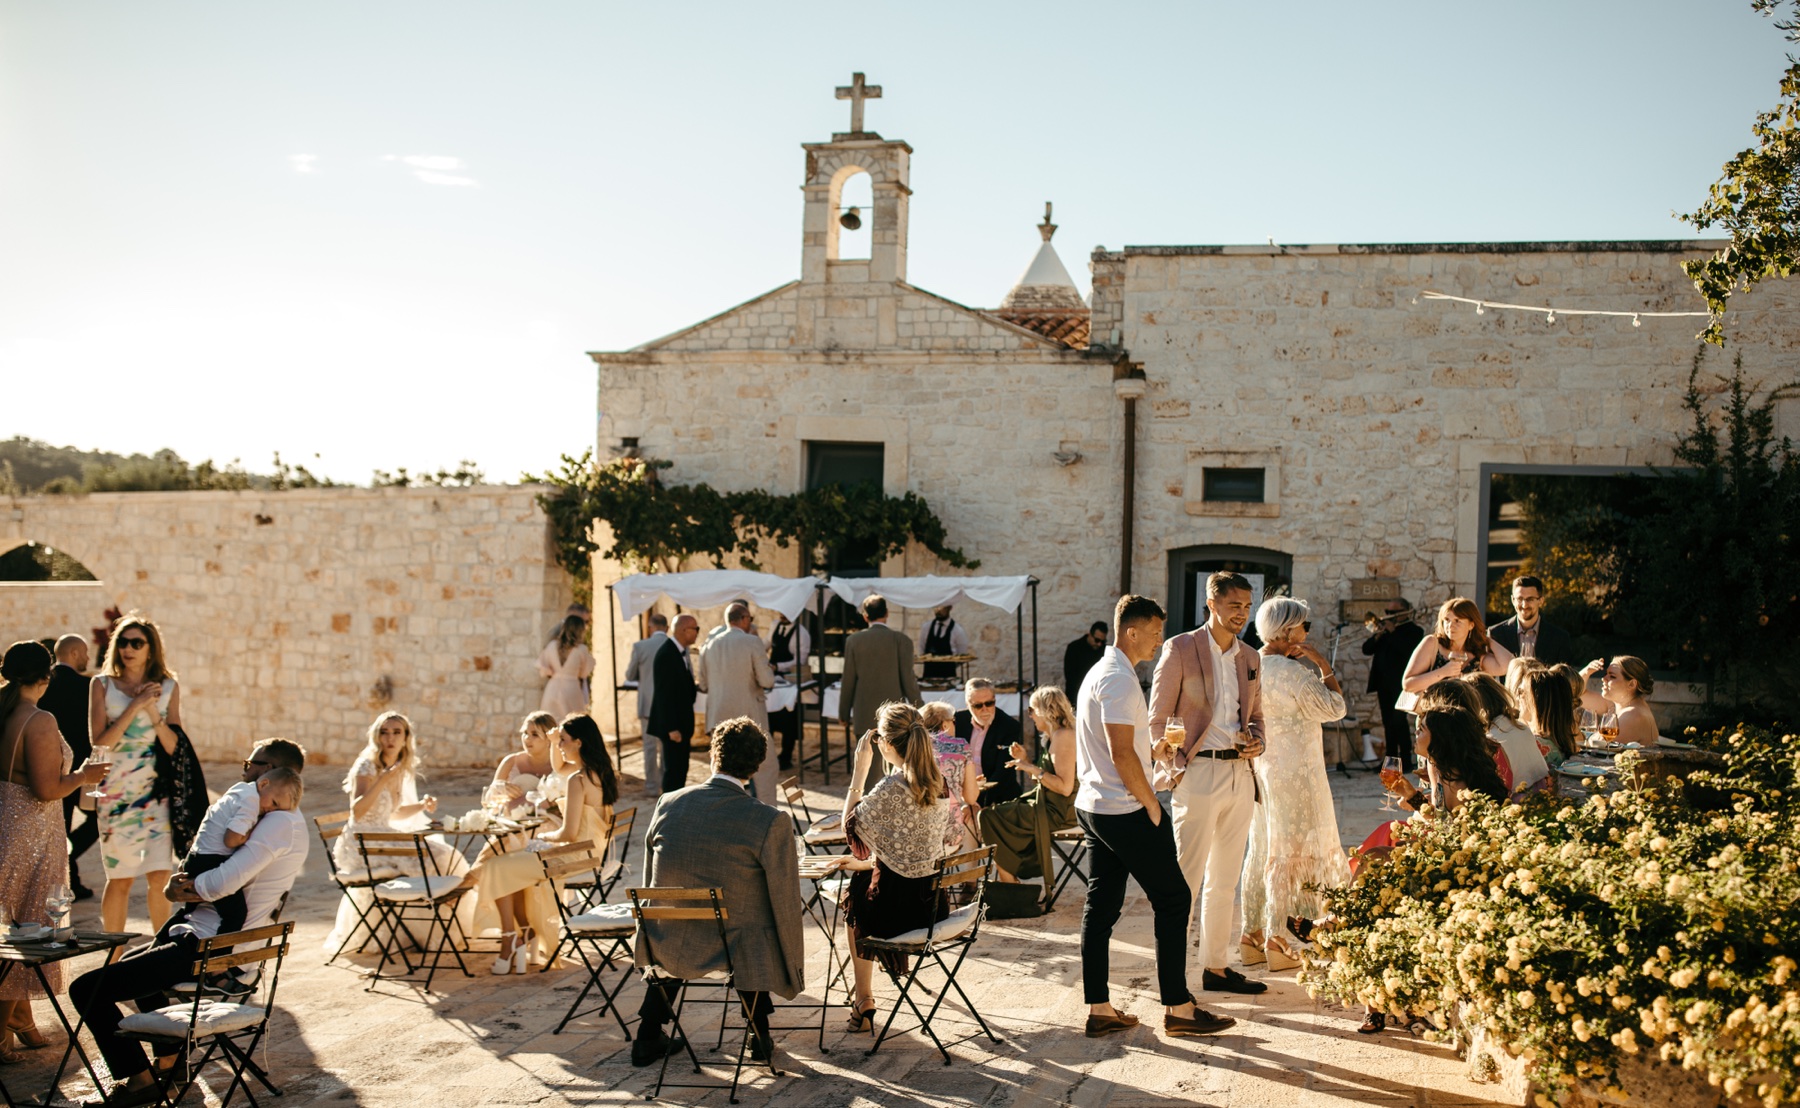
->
[70,769,308,1107]
[954,677,1024,805]
[696,602,777,803]
[1149,571,1268,997]
[42,633,96,897]
[915,604,970,681]
[838,594,920,791]
[625,613,671,793]
[631,717,803,1068]
[648,614,701,794]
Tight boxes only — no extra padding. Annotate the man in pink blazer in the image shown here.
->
[1149,571,1267,996]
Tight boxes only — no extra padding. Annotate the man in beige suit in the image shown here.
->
[1149,571,1267,997]
[696,602,778,803]
[837,593,921,791]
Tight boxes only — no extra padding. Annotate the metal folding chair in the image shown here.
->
[777,777,816,843]
[1044,826,1089,912]
[312,810,397,964]
[354,831,472,991]
[563,806,637,912]
[117,921,294,1108]
[628,887,778,1105]
[859,846,1001,1064]
[539,842,638,1037]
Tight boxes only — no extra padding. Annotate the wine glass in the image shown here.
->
[43,884,74,947]
[1597,710,1620,745]
[525,789,545,819]
[1379,757,1403,812]
[86,745,114,799]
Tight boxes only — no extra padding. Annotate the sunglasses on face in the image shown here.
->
[118,637,149,650]
[243,757,270,770]
[969,699,996,710]
[1301,621,1312,632]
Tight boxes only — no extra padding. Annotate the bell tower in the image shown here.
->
[800,73,911,285]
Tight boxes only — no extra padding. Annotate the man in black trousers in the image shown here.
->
[647,614,700,794]
[42,634,96,899]
[1360,599,1425,770]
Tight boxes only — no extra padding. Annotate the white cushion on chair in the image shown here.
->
[120,1000,265,1037]
[565,904,634,935]
[878,904,981,949]
[373,874,464,902]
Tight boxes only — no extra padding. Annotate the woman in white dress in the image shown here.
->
[323,711,469,955]
[86,613,182,935]
[1240,598,1349,969]
[538,616,594,719]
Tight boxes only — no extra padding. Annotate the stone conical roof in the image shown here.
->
[994,203,1090,347]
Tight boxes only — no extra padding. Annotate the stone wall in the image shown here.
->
[0,486,573,766]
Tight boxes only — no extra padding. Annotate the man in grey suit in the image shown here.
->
[696,602,778,803]
[631,717,804,1068]
[625,613,670,794]
[837,593,921,791]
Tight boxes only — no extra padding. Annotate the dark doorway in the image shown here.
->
[1167,544,1293,636]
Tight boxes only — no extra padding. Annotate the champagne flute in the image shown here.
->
[1379,757,1403,812]
[1159,719,1186,760]
[525,789,545,819]
[86,745,114,799]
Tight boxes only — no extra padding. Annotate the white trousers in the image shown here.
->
[1170,757,1256,971]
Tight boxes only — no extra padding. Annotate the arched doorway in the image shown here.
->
[1167,544,1292,635]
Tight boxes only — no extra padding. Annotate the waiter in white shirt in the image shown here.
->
[69,770,310,1106]
[917,605,971,681]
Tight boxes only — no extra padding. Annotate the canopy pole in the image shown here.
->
[1030,577,1040,690]
[606,584,622,770]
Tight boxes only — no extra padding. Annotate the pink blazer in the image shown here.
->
[1148,627,1265,773]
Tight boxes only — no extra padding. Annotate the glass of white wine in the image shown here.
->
[86,745,114,799]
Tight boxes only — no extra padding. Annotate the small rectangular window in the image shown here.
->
[1202,467,1265,503]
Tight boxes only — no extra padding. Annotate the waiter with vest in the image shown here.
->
[916,605,971,681]
[766,614,811,771]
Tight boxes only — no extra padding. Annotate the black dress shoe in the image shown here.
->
[72,884,95,902]
[748,1028,773,1063]
[630,1031,686,1068]
[1202,967,1268,995]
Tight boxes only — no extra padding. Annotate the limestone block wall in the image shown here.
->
[0,486,573,766]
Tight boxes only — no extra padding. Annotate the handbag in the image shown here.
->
[981,881,1043,919]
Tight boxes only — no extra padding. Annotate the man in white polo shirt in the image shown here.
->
[1072,595,1236,1041]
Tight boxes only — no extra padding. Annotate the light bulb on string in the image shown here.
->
[1475,301,1486,315]
[1632,314,1642,328]
[1546,310,1556,324]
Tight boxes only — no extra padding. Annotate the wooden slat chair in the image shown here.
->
[562,806,637,913]
[312,810,398,964]
[117,921,294,1108]
[354,831,472,991]
[628,888,779,1105]
[859,846,1001,1065]
[539,841,639,1037]
[1043,827,1089,912]
[778,777,816,844]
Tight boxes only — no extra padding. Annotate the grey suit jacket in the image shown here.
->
[625,631,668,721]
[696,628,775,732]
[633,777,804,998]
[838,622,921,734]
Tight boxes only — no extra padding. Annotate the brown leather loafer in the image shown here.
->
[1164,1008,1237,1037]
[1084,1012,1141,1038]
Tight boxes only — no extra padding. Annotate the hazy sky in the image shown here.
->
[1,2,1790,484]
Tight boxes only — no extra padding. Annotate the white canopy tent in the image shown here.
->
[824,574,1034,614]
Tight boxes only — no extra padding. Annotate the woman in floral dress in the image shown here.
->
[86,613,181,935]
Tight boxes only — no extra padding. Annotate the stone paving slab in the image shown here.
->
[3,754,1513,1107]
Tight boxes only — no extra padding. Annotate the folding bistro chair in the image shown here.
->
[540,842,639,1037]
[628,887,778,1105]
[355,831,473,990]
[859,846,1001,1065]
[312,810,398,964]
[778,777,816,842]
[1043,826,1089,912]
[117,921,294,1108]
[563,806,637,912]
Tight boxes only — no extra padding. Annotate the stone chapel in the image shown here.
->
[590,76,1797,718]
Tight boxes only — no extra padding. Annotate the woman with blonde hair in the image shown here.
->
[87,612,182,934]
[538,615,594,719]
[1576,655,1660,746]
[839,701,954,1032]
[977,685,1078,886]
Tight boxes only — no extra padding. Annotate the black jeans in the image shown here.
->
[1378,694,1416,771]
[768,707,799,765]
[64,794,99,884]
[1077,805,1193,1007]
[639,978,772,1038]
[69,928,199,1081]
[659,735,691,794]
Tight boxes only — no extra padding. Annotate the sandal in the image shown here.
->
[1287,915,1316,944]
[1357,1010,1387,1035]
[844,1006,876,1034]
[6,1025,49,1050]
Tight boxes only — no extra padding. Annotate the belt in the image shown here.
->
[1191,749,1242,761]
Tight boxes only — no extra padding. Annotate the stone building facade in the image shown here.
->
[591,86,1798,732]
[1,486,573,765]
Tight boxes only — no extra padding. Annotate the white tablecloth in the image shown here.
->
[689,682,800,717]
[819,686,1022,721]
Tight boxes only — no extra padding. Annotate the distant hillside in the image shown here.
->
[0,436,484,494]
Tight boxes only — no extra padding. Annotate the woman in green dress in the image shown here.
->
[978,685,1078,884]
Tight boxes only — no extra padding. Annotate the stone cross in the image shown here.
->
[835,72,882,134]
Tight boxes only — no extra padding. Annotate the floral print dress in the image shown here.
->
[96,676,175,879]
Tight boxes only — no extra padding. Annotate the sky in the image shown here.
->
[1,2,1792,485]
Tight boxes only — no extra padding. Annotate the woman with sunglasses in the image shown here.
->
[86,613,181,934]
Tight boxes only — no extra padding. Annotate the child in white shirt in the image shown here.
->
[179,738,307,935]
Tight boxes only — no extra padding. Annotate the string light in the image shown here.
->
[1418,290,1705,324]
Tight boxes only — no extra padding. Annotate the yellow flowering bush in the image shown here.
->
[1304,725,1800,1106]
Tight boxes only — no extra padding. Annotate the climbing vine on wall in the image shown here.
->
[528,452,977,599]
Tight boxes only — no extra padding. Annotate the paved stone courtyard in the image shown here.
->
[8,748,1520,1107]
